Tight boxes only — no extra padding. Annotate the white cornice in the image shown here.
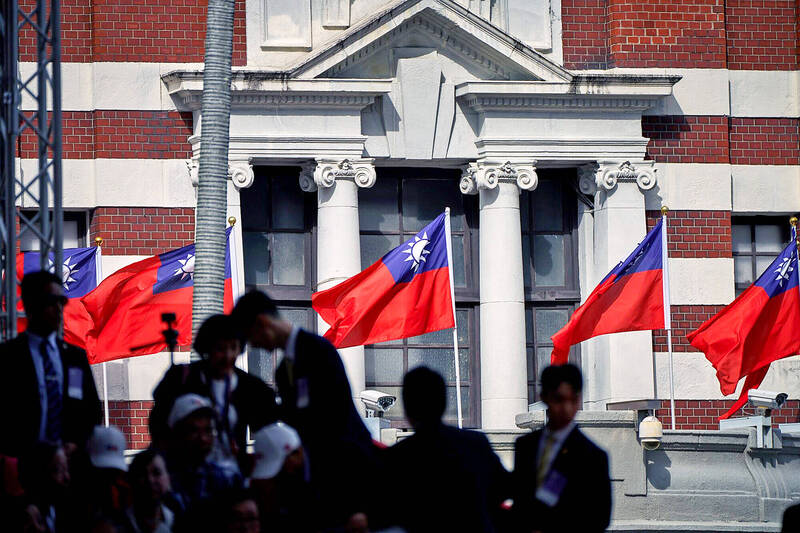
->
[162,73,392,110]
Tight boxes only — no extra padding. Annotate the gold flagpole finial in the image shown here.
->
[790,216,797,227]
[228,216,237,227]
[95,237,103,246]
[660,205,669,215]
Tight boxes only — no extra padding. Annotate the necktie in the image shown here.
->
[40,339,62,443]
[536,433,558,486]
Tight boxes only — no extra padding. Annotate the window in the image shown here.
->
[359,168,480,427]
[240,167,316,384]
[732,218,791,295]
[20,210,88,252]
[521,171,581,402]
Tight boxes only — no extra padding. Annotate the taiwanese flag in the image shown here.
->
[688,238,800,419]
[312,212,455,348]
[17,247,100,348]
[551,221,665,364]
[81,228,236,364]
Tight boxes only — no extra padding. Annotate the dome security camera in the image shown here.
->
[639,415,663,451]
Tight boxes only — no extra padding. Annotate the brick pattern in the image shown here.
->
[17,111,192,160]
[656,399,800,430]
[19,0,247,65]
[90,207,195,255]
[646,210,732,258]
[561,0,610,69]
[725,0,799,70]
[652,305,725,352]
[608,0,727,68]
[643,116,729,163]
[108,400,153,450]
[729,118,800,166]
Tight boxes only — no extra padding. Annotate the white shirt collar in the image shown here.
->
[543,420,576,446]
[284,325,301,362]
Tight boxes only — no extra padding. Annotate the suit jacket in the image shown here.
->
[381,423,510,533]
[274,330,377,524]
[149,361,278,453]
[512,426,611,533]
[0,333,101,456]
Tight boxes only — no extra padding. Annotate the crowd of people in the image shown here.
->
[0,270,614,532]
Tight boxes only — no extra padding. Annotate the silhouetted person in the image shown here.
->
[16,442,71,532]
[150,314,278,471]
[231,290,376,529]
[122,448,174,533]
[381,366,510,533]
[783,502,800,533]
[0,271,101,458]
[511,364,611,533]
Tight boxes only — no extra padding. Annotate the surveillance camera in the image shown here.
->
[639,415,663,451]
[360,390,397,417]
[748,389,788,412]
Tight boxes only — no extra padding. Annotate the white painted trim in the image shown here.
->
[731,165,800,214]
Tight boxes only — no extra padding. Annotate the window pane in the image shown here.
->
[536,347,552,375]
[271,177,304,230]
[272,233,305,285]
[247,347,275,385]
[734,256,753,285]
[522,234,532,289]
[535,309,570,343]
[402,179,463,232]
[243,232,270,285]
[756,255,775,277]
[754,225,783,253]
[732,225,752,253]
[361,234,401,269]
[360,179,400,231]
[241,177,268,230]
[525,308,533,344]
[365,348,404,383]
[408,310,469,345]
[526,347,535,384]
[280,307,309,328]
[520,194,530,230]
[533,234,565,286]
[452,234,467,287]
[408,348,470,381]
[534,180,563,232]
[444,387,470,420]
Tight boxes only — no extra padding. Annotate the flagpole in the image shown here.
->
[661,206,676,430]
[792,216,799,294]
[95,237,109,428]
[444,208,463,429]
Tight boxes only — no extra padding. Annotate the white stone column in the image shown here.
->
[579,160,658,409]
[461,160,538,429]
[299,159,376,411]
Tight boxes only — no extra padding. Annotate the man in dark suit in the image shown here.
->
[381,366,510,533]
[512,364,611,533]
[0,271,101,457]
[231,290,376,530]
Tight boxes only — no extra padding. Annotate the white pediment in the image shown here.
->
[287,0,572,82]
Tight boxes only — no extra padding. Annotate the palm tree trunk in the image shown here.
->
[192,0,234,342]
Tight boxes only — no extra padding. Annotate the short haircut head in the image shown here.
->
[540,363,583,397]
[21,270,62,306]
[402,366,447,426]
[128,448,164,482]
[193,314,241,356]
[230,290,279,331]
[18,441,60,491]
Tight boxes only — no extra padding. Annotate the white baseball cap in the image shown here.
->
[87,426,128,472]
[251,422,302,480]
[167,393,215,429]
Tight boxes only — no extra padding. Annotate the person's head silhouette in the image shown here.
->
[403,366,447,431]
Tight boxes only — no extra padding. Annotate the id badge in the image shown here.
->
[535,469,567,507]
[67,367,83,400]
[296,377,310,409]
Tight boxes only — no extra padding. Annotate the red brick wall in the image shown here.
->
[656,399,800,430]
[652,305,725,351]
[19,0,247,65]
[607,0,727,68]
[17,111,193,160]
[90,207,195,255]
[108,400,153,449]
[729,118,800,166]
[561,0,610,69]
[725,0,799,70]
[643,116,729,163]
[646,210,732,258]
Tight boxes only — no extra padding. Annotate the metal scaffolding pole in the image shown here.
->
[0,0,63,341]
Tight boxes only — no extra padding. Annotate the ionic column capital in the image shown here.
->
[582,160,657,194]
[228,159,255,190]
[460,160,538,195]
[298,158,376,192]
